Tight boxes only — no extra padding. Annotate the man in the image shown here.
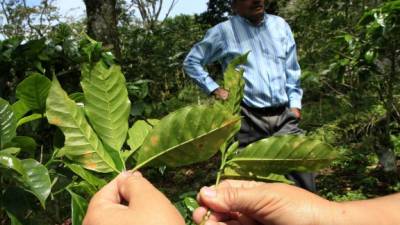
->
[183,0,315,191]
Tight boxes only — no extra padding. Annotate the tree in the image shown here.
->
[130,0,178,28]
[83,0,121,58]
[0,0,59,39]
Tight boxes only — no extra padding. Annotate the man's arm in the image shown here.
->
[183,26,226,96]
[284,22,303,113]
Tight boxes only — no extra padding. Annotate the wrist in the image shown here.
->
[326,201,383,225]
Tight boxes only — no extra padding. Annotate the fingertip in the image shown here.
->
[192,207,208,223]
[200,187,217,198]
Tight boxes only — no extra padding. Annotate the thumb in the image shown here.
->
[117,171,171,210]
[198,184,271,217]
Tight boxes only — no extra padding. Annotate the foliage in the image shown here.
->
[0,0,59,39]
[1,0,399,224]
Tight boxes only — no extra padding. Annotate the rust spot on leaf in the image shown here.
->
[197,143,204,149]
[85,162,97,170]
[50,117,62,125]
[151,136,159,145]
[83,151,93,158]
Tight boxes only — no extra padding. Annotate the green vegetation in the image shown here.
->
[0,0,399,225]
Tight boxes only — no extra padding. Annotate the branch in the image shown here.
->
[22,0,43,37]
[0,0,10,23]
[161,0,178,24]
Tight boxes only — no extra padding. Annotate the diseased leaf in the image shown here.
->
[21,159,52,208]
[16,73,51,113]
[134,105,240,170]
[226,135,338,175]
[11,100,30,120]
[46,77,123,173]
[223,53,249,115]
[0,98,17,149]
[81,61,131,151]
[67,189,88,225]
[126,119,159,159]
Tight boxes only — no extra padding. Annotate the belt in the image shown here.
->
[241,102,287,115]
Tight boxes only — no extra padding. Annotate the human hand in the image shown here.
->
[193,180,340,225]
[83,172,185,225]
[213,88,229,101]
[290,108,301,120]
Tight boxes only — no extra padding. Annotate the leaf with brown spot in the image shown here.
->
[225,135,338,176]
[134,105,240,170]
[46,76,124,173]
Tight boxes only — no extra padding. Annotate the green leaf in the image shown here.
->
[67,189,89,225]
[11,100,30,120]
[6,211,24,225]
[16,73,51,113]
[20,159,52,208]
[226,135,338,175]
[0,153,24,174]
[17,113,44,127]
[0,147,21,155]
[69,92,85,103]
[0,153,51,208]
[183,197,199,212]
[126,119,159,158]
[3,187,30,225]
[222,166,294,184]
[46,77,122,173]
[81,61,131,151]
[0,98,17,149]
[134,105,240,170]
[66,163,107,188]
[4,136,37,153]
[223,53,249,115]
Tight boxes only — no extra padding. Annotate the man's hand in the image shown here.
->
[193,180,340,225]
[213,88,229,101]
[290,108,301,120]
[83,172,185,225]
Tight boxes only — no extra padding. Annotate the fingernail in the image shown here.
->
[202,187,217,198]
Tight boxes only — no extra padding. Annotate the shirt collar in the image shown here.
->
[235,13,267,27]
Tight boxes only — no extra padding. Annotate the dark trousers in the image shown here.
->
[236,104,317,192]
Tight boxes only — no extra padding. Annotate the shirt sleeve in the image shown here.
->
[183,26,224,94]
[284,22,303,109]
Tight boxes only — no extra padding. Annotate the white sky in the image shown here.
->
[27,0,208,21]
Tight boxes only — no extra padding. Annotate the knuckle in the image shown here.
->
[222,187,240,211]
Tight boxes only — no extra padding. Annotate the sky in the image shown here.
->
[27,0,209,21]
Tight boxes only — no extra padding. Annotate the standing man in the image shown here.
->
[184,0,315,191]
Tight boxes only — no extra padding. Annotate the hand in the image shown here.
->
[290,108,301,120]
[83,172,185,225]
[213,88,229,101]
[193,180,340,225]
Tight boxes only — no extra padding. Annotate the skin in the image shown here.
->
[82,172,185,225]
[214,0,302,119]
[84,175,400,225]
[232,0,266,26]
[193,180,400,225]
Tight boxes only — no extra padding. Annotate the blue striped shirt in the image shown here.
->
[183,14,303,109]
